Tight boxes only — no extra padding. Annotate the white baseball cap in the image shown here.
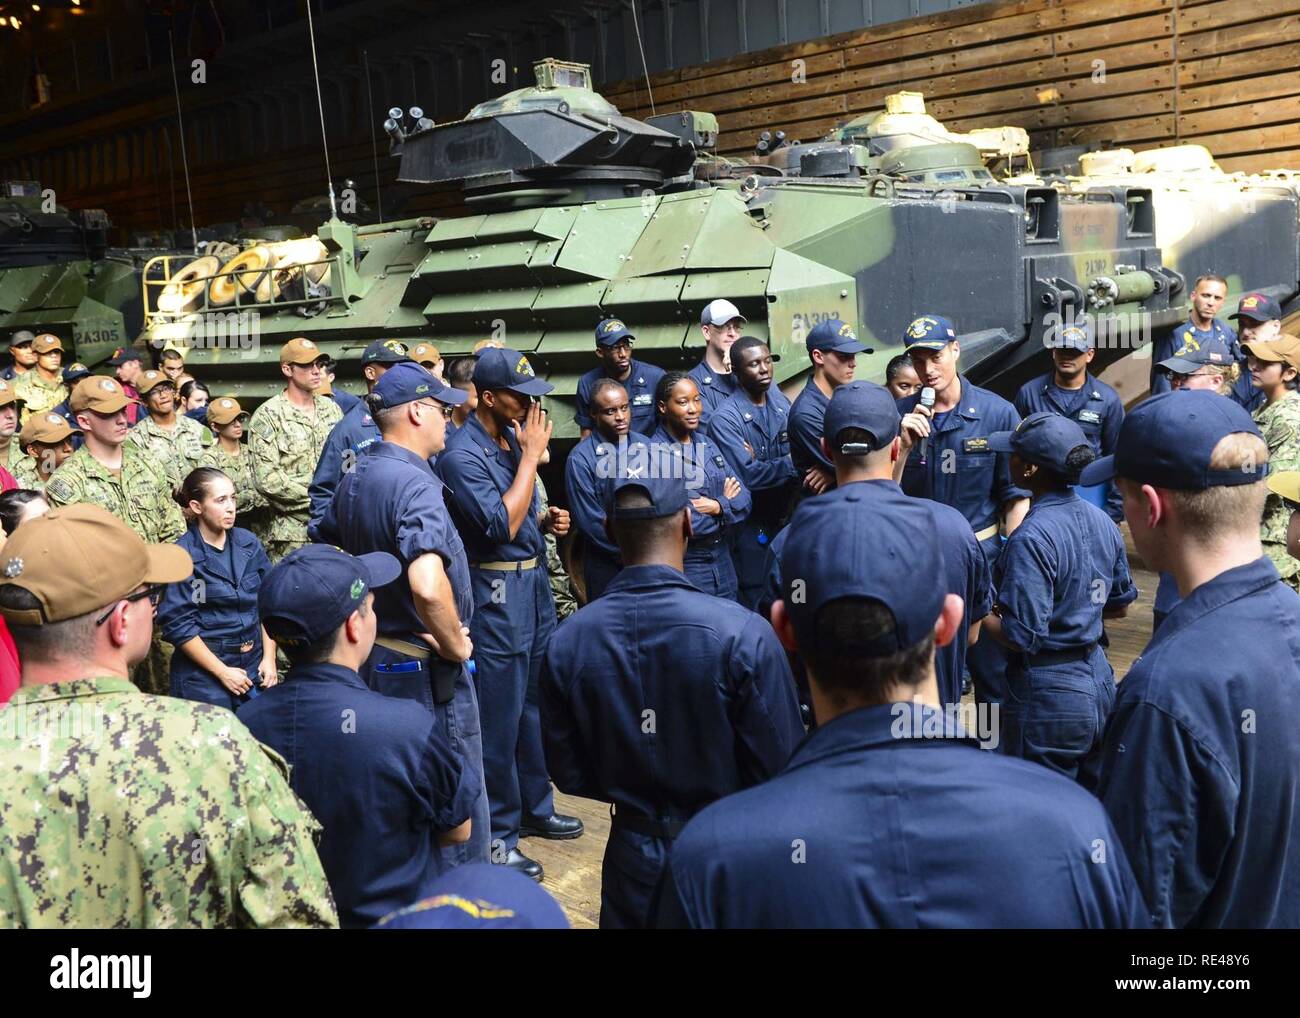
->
[700,299,746,327]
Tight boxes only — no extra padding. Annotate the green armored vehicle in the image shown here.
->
[139,60,1187,437]
[0,180,145,366]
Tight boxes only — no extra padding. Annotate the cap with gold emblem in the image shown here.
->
[0,503,193,625]
[135,370,175,396]
[33,333,63,354]
[409,343,441,367]
[62,362,92,385]
[206,396,248,427]
[0,379,17,408]
[69,375,138,414]
[280,337,327,365]
[19,412,80,448]
[361,339,414,366]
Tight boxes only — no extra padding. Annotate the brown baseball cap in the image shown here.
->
[1268,471,1300,505]
[0,503,192,625]
[69,375,137,414]
[206,396,247,426]
[1243,335,1300,371]
[136,369,175,396]
[19,412,79,447]
[0,379,17,408]
[33,333,63,355]
[280,337,326,365]
[410,343,441,367]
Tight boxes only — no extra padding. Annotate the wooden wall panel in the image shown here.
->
[602,0,1300,174]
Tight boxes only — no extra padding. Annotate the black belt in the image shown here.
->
[610,804,688,841]
[1026,644,1097,667]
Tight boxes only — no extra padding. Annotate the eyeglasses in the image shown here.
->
[415,400,454,418]
[95,584,164,626]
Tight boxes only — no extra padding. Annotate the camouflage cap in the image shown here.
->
[19,412,79,447]
[410,342,441,367]
[136,370,175,396]
[0,503,192,625]
[0,379,17,409]
[70,376,137,414]
[33,333,63,354]
[281,337,326,365]
[206,396,248,427]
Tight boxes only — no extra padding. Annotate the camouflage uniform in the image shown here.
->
[0,677,338,928]
[248,392,342,561]
[9,455,44,492]
[537,475,577,621]
[3,440,23,472]
[44,444,185,544]
[12,372,67,424]
[200,442,266,525]
[127,413,215,492]
[1254,389,1300,591]
[44,446,186,695]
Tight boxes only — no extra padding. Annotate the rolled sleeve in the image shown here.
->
[994,534,1056,656]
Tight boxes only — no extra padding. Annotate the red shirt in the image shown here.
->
[0,618,18,704]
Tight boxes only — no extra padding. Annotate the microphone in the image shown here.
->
[918,386,935,462]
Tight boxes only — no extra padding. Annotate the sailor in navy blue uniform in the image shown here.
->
[980,413,1137,779]
[1149,337,1241,629]
[564,378,649,601]
[239,545,480,929]
[541,467,803,928]
[1150,274,1236,396]
[686,298,745,427]
[707,336,798,610]
[655,493,1148,929]
[1081,392,1300,928]
[788,318,866,498]
[308,339,413,528]
[309,361,491,871]
[1013,321,1124,521]
[437,347,584,882]
[574,318,665,438]
[1227,291,1283,413]
[650,371,751,599]
[158,467,276,711]
[894,313,1029,706]
[802,381,992,711]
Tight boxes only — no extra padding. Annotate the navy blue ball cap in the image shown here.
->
[61,362,92,385]
[1157,334,1235,375]
[781,494,946,657]
[903,314,956,351]
[1229,292,1282,323]
[807,318,867,354]
[361,338,414,365]
[260,544,401,648]
[1044,321,1093,352]
[606,443,693,520]
[987,411,1090,474]
[595,317,634,347]
[371,360,468,409]
[472,347,554,397]
[1079,390,1265,491]
[824,381,900,454]
[374,863,568,930]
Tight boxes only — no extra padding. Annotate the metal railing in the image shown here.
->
[142,250,346,327]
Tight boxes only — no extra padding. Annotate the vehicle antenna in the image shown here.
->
[167,29,199,254]
[363,49,384,222]
[305,0,339,221]
[629,0,656,117]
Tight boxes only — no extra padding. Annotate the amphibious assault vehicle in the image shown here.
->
[0,180,147,366]
[138,60,1202,437]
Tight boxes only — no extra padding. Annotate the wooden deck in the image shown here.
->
[528,530,1160,928]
